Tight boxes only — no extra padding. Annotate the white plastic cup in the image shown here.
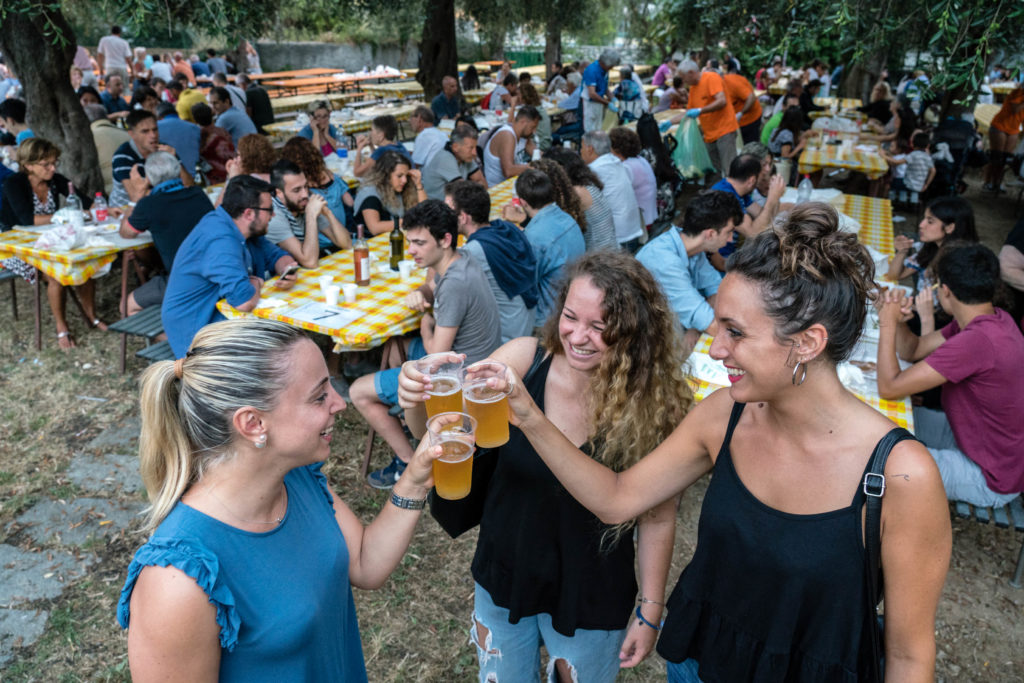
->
[324,285,341,306]
[342,283,358,302]
[398,260,415,279]
[318,275,334,295]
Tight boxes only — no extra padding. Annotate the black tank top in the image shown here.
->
[657,402,890,682]
[471,355,637,636]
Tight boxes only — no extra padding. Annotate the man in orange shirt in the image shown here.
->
[723,61,762,144]
[678,59,738,178]
[172,52,196,86]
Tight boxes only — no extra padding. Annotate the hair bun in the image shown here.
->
[775,203,873,289]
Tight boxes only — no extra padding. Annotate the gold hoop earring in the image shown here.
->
[792,361,807,386]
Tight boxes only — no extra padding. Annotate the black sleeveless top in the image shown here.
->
[657,402,888,682]
[471,355,637,636]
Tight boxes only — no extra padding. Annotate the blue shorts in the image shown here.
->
[372,337,426,405]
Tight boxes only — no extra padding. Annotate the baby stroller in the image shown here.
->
[636,112,683,237]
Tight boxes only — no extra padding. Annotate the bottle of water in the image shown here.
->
[65,182,84,229]
[797,175,813,204]
[92,192,108,222]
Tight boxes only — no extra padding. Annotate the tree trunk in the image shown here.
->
[841,50,887,102]
[0,8,102,195]
[544,18,562,81]
[416,0,457,101]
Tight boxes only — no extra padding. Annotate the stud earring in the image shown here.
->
[254,433,267,449]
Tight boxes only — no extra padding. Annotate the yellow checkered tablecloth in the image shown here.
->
[686,334,913,431]
[843,194,894,254]
[269,92,363,114]
[488,177,517,221]
[216,235,422,351]
[991,82,1020,96]
[0,228,151,286]
[798,144,889,180]
[362,81,425,100]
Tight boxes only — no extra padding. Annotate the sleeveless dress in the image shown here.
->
[657,403,889,682]
[117,464,367,682]
[470,355,637,635]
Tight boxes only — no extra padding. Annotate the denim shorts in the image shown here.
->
[666,658,703,682]
[470,582,627,683]
[372,337,426,405]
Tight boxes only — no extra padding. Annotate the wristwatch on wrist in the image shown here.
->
[390,491,427,510]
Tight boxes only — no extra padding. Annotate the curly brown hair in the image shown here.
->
[541,250,693,544]
[281,136,330,188]
[366,150,418,213]
[237,134,278,175]
[529,158,586,232]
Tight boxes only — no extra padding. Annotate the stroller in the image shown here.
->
[930,116,978,196]
[636,112,684,237]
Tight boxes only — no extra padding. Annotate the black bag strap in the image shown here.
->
[863,426,915,682]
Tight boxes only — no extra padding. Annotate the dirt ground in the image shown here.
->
[0,168,1021,681]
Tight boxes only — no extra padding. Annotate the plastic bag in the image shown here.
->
[671,118,715,179]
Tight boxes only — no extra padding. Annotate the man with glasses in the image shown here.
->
[161,175,298,358]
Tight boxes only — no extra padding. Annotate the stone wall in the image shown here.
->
[254,40,418,72]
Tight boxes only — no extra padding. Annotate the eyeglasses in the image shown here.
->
[250,206,274,214]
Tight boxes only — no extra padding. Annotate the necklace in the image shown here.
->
[205,483,286,526]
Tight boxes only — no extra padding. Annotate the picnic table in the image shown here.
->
[263,75,353,96]
[0,221,153,348]
[269,92,363,114]
[251,68,345,81]
[263,103,420,143]
[974,103,1001,135]
[813,97,863,110]
[361,80,426,100]
[798,140,889,180]
[686,333,915,431]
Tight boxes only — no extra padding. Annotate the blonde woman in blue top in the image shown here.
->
[118,319,442,681]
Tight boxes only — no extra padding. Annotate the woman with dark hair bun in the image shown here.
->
[500,203,952,682]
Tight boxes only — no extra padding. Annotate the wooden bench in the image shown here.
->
[135,339,175,363]
[952,496,1024,587]
[108,306,165,373]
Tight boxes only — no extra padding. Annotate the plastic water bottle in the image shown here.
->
[92,193,108,222]
[797,175,813,204]
[65,183,84,229]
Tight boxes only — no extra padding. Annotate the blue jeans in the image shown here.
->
[471,583,626,683]
[666,658,703,682]
[372,337,426,405]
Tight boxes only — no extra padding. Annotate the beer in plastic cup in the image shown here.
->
[415,353,464,417]
[427,411,477,500]
[463,359,511,448]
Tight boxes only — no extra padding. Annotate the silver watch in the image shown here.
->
[390,491,427,510]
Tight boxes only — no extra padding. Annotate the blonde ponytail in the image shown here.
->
[135,319,305,533]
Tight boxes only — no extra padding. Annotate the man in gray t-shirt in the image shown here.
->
[266,160,350,267]
[421,124,487,199]
[350,199,501,489]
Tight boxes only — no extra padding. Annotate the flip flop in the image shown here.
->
[56,330,77,350]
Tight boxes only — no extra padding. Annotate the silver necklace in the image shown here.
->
[206,483,285,525]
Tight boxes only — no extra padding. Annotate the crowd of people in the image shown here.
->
[2,33,1024,683]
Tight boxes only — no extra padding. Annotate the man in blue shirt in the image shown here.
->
[100,74,131,119]
[431,76,462,121]
[209,86,257,146]
[161,175,298,357]
[189,54,211,78]
[708,153,785,267]
[156,102,201,177]
[515,169,585,325]
[636,191,743,347]
[582,48,620,132]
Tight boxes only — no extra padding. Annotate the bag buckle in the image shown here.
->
[863,472,886,498]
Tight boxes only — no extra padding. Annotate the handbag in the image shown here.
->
[862,427,916,683]
[429,344,548,539]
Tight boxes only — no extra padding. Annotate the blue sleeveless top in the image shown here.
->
[117,464,367,682]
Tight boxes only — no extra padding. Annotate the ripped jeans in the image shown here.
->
[471,582,627,683]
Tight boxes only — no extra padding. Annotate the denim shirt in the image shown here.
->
[636,228,722,331]
[524,203,585,326]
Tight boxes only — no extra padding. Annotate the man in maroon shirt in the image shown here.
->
[877,242,1024,507]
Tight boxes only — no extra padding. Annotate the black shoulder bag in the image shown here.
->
[863,427,916,683]
[429,344,548,539]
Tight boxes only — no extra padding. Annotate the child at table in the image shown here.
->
[882,132,934,207]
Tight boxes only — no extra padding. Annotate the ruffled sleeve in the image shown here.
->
[116,537,242,651]
[306,463,337,512]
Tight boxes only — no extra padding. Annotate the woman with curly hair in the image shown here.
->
[544,146,618,251]
[503,204,951,683]
[352,150,425,235]
[397,250,690,682]
[228,133,278,183]
[281,136,354,230]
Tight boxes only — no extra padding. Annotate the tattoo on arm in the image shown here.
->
[888,474,910,481]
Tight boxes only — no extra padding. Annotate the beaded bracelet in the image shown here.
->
[635,605,661,630]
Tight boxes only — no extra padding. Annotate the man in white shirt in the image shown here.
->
[96,25,132,82]
[409,105,448,169]
[581,130,644,252]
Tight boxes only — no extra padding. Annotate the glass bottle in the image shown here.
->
[353,224,370,286]
[389,216,403,271]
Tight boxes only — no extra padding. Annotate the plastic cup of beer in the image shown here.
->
[415,353,464,417]
[426,411,477,500]
[462,359,511,448]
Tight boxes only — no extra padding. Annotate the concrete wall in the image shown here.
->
[254,41,418,72]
